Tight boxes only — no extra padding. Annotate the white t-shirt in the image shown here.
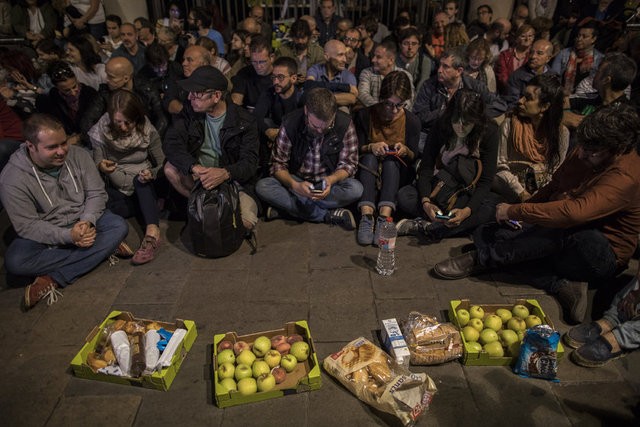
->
[70,0,105,25]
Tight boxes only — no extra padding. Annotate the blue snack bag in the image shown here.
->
[513,325,560,382]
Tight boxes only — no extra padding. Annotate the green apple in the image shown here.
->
[456,309,470,327]
[217,362,235,380]
[256,373,276,392]
[218,377,237,393]
[498,329,519,348]
[483,341,504,357]
[467,341,483,352]
[263,349,282,368]
[495,308,512,324]
[468,318,484,332]
[462,326,480,343]
[479,328,499,345]
[483,314,503,332]
[234,363,252,381]
[517,330,525,342]
[252,336,272,357]
[237,377,258,396]
[217,349,235,365]
[469,305,485,319]
[236,349,257,366]
[252,360,271,378]
[290,341,310,362]
[507,317,527,333]
[525,315,543,328]
[511,304,530,319]
[280,354,297,373]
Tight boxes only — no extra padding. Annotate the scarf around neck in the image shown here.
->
[370,108,406,148]
[510,114,547,163]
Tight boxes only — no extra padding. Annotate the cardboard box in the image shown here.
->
[380,318,411,367]
[70,311,197,391]
[213,320,321,408]
[448,299,565,366]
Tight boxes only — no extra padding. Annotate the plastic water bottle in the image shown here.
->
[376,217,397,276]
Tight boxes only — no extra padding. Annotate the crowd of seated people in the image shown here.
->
[0,0,640,367]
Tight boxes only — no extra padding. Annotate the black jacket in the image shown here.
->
[162,100,259,191]
[35,84,105,149]
[354,105,421,159]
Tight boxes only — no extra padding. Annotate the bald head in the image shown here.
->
[528,39,554,72]
[182,45,211,77]
[323,40,347,72]
[105,57,133,90]
[242,17,261,35]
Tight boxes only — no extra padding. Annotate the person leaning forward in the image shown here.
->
[162,66,260,232]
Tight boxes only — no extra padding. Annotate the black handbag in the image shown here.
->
[184,181,246,258]
[430,154,483,212]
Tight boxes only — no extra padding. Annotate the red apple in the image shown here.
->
[233,340,250,356]
[271,367,286,384]
[276,342,291,355]
[217,340,234,352]
[287,334,304,344]
[271,335,287,349]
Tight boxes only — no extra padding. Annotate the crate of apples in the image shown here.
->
[449,299,565,366]
[213,320,321,407]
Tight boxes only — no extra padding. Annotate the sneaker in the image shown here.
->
[325,208,356,231]
[115,241,134,258]
[132,236,160,265]
[556,280,588,325]
[373,216,387,246]
[564,322,602,349]
[357,214,374,245]
[24,275,62,309]
[396,218,428,236]
[571,333,625,367]
[265,206,280,221]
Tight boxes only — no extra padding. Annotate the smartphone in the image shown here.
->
[384,147,398,155]
[435,211,451,220]
[506,219,522,230]
[310,181,325,193]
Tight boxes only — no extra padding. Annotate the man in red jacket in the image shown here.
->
[433,103,640,325]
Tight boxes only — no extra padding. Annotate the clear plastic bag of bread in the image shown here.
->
[403,311,463,365]
[323,337,437,426]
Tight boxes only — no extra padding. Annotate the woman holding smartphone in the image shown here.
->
[88,89,164,265]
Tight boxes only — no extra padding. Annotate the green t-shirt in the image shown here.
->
[199,112,226,168]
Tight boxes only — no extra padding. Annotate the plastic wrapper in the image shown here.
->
[323,337,437,426]
[110,330,132,376]
[129,333,146,378]
[513,325,560,381]
[402,312,463,365]
[145,330,160,373]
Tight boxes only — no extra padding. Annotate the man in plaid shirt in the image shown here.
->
[256,88,362,229]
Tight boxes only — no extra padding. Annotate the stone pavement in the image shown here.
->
[0,212,638,427]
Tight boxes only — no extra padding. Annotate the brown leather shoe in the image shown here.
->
[24,275,62,309]
[432,250,485,280]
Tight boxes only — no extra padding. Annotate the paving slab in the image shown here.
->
[46,394,142,427]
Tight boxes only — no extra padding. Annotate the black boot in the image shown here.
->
[556,281,588,325]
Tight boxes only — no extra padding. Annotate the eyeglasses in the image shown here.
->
[343,37,360,43]
[51,67,75,83]
[306,114,335,134]
[188,90,216,99]
[382,100,406,111]
[270,74,290,82]
[401,41,419,47]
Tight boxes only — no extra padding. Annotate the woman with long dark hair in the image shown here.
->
[65,33,105,90]
[493,74,568,203]
[88,90,164,265]
[397,88,500,241]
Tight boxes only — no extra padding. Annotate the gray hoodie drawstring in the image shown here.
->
[30,162,79,207]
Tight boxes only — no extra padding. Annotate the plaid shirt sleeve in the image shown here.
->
[335,121,359,177]
[270,126,293,175]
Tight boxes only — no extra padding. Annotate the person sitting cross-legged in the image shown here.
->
[255,87,363,230]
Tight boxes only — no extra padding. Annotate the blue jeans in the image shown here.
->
[473,223,618,292]
[4,210,128,287]
[358,153,411,212]
[256,176,363,222]
[603,276,640,350]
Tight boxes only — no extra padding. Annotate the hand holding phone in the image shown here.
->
[435,210,451,220]
[309,180,326,193]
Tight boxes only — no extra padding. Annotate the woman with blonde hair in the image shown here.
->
[88,90,165,265]
[465,37,496,92]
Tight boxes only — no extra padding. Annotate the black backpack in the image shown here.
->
[184,181,246,258]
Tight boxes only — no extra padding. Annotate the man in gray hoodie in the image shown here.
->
[0,114,129,309]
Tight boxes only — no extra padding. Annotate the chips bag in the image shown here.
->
[513,325,560,381]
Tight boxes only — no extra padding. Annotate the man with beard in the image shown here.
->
[36,61,105,149]
[432,103,640,325]
[485,18,511,62]
[162,66,260,232]
[504,39,555,106]
[396,27,432,93]
[231,35,274,111]
[306,39,358,108]
[0,114,129,310]
[358,40,414,108]
[276,19,324,80]
[342,27,370,80]
[111,22,146,74]
[425,12,448,60]
[255,87,362,230]
[164,45,212,115]
[100,57,168,138]
[253,57,303,176]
